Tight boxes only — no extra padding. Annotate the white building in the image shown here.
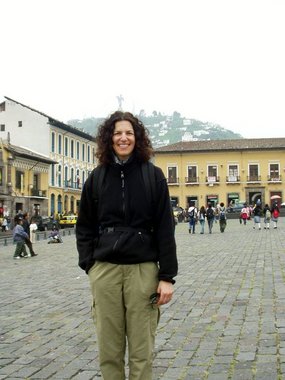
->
[0,96,96,216]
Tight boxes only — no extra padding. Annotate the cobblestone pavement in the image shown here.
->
[1,218,285,380]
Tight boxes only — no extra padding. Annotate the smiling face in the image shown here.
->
[112,120,136,160]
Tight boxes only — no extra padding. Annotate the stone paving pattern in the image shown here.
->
[1,218,285,379]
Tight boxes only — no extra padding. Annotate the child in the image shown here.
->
[13,216,29,259]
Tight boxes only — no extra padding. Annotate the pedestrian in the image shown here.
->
[240,204,249,225]
[197,205,206,234]
[263,204,271,229]
[218,202,227,232]
[22,212,37,256]
[1,217,8,232]
[206,203,215,233]
[13,216,29,259]
[252,203,262,230]
[76,111,178,380]
[271,202,280,229]
[188,201,197,234]
[29,217,38,243]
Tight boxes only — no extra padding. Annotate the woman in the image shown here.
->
[197,205,206,234]
[76,111,178,380]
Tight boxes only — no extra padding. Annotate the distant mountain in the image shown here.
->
[68,112,243,147]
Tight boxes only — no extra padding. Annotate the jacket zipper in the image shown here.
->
[121,170,125,216]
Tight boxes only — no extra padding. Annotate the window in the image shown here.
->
[207,165,218,182]
[76,141,80,160]
[0,124,5,131]
[82,143,85,161]
[0,168,2,185]
[187,165,197,182]
[87,145,90,163]
[248,164,259,181]
[167,166,178,183]
[64,137,68,156]
[58,165,62,187]
[228,164,239,182]
[71,140,74,158]
[16,171,24,189]
[269,163,280,180]
[92,147,95,164]
[51,165,55,186]
[58,135,62,154]
[18,121,22,127]
[64,166,68,187]
[51,132,55,153]
[33,173,39,190]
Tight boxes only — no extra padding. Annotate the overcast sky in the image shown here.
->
[1,0,284,138]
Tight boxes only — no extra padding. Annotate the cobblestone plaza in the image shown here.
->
[1,219,285,379]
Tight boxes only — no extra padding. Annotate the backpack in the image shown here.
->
[206,208,214,219]
[189,208,196,218]
[219,209,226,220]
[273,208,279,218]
[93,161,156,211]
[265,209,271,220]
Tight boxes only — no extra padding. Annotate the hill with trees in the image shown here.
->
[68,110,243,147]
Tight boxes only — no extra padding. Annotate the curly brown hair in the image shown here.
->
[95,111,154,165]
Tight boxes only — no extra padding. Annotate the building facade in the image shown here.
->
[154,139,285,209]
[0,96,97,217]
[0,141,56,221]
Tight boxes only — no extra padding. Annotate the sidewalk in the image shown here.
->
[1,218,285,379]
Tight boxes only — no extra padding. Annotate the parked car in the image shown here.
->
[33,215,55,231]
[226,202,246,213]
[59,215,78,228]
[172,206,185,223]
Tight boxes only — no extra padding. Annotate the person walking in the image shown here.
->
[263,204,271,229]
[76,111,178,380]
[197,205,206,234]
[188,202,197,234]
[271,201,280,229]
[206,203,215,233]
[218,202,227,233]
[22,212,37,256]
[13,216,29,259]
[240,204,249,225]
[29,217,38,243]
[252,203,262,230]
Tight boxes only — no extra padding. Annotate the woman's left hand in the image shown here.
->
[156,280,174,305]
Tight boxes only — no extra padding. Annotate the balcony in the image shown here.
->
[226,175,240,184]
[267,175,282,183]
[206,176,220,185]
[247,175,261,183]
[31,189,47,197]
[64,180,82,190]
[167,177,179,185]
[185,176,199,185]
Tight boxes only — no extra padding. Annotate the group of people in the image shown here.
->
[240,200,280,230]
[188,202,228,234]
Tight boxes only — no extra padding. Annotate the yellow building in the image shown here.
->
[0,96,97,217]
[154,138,285,209]
[0,141,56,220]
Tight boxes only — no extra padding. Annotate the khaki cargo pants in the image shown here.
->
[88,261,160,380]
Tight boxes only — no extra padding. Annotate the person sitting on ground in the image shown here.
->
[48,225,62,243]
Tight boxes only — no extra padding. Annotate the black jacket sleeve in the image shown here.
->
[153,167,178,283]
[76,171,99,272]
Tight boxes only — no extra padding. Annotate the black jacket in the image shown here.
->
[76,158,178,283]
